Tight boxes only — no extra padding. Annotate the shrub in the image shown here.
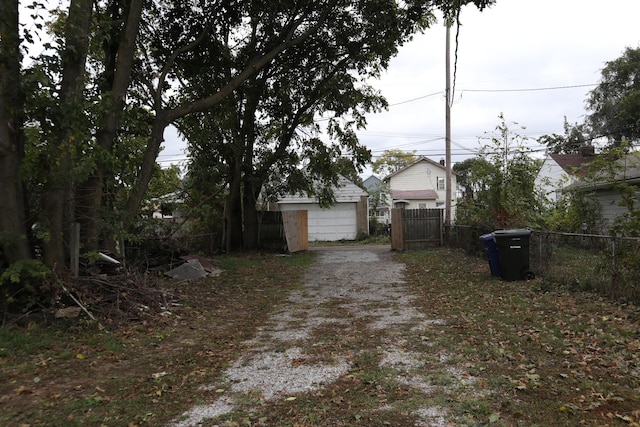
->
[1,259,52,316]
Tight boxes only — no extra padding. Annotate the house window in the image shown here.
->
[436,202,444,208]
[418,203,427,209]
[437,177,445,191]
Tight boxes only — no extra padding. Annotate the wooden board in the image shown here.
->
[282,210,308,252]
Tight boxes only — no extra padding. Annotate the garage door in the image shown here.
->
[280,203,357,241]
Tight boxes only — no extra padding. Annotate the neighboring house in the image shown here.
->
[535,146,596,203]
[362,175,389,225]
[571,151,640,232]
[383,157,456,218]
[277,176,369,241]
[151,191,184,219]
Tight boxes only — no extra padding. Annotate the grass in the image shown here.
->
[398,248,640,426]
[0,251,314,427]
[1,246,639,426]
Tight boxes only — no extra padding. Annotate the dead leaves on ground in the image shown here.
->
[399,249,640,426]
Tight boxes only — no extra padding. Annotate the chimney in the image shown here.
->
[579,145,595,157]
[439,158,445,166]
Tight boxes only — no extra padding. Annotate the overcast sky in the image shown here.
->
[159,0,640,176]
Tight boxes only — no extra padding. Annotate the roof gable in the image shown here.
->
[383,157,448,181]
[363,175,383,191]
[278,175,368,204]
[573,151,640,190]
[549,153,595,177]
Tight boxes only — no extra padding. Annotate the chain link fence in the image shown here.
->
[449,225,640,304]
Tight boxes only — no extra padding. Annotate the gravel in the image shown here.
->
[169,245,462,427]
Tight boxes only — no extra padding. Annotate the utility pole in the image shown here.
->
[444,24,452,236]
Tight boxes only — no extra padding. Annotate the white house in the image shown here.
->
[277,176,368,241]
[535,147,595,203]
[383,157,456,218]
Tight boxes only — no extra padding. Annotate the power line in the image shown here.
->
[460,83,597,94]
[383,83,598,108]
[388,91,444,106]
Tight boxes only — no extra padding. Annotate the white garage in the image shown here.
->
[278,176,368,242]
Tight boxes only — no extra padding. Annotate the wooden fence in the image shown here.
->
[391,208,443,251]
[259,211,287,250]
[258,210,308,252]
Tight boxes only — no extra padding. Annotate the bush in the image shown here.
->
[1,259,52,316]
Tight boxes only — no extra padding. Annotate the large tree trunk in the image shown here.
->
[76,0,143,252]
[242,176,263,251]
[122,114,168,231]
[41,0,93,270]
[225,153,244,253]
[0,0,31,264]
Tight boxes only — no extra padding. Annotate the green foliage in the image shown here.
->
[1,260,52,315]
[146,165,181,200]
[367,182,389,218]
[538,117,590,154]
[3,0,500,279]
[546,191,601,233]
[372,149,418,178]
[612,241,640,302]
[172,0,460,246]
[455,114,544,229]
[453,157,495,201]
[586,46,640,146]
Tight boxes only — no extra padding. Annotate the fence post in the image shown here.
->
[539,233,543,275]
[391,208,404,251]
[611,236,616,273]
[71,223,80,278]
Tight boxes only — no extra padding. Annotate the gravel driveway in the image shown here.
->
[172,245,457,426]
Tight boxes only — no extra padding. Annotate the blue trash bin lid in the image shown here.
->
[479,233,494,241]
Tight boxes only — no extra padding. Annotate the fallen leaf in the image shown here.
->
[17,386,33,395]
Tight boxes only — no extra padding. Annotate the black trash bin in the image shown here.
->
[479,233,501,277]
[493,229,535,281]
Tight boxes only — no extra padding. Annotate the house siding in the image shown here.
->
[571,152,640,233]
[386,159,455,215]
[589,188,639,231]
[536,157,573,202]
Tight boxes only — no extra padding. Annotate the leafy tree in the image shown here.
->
[176,1,493,251]
[2,0,495,273]
[372,149,418,178]
[586,46,640,147]
[0,0,31,264]
[538,117,590,154]
[453,157,495,201]
[122,0,360,233]
[455,114,544,229]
